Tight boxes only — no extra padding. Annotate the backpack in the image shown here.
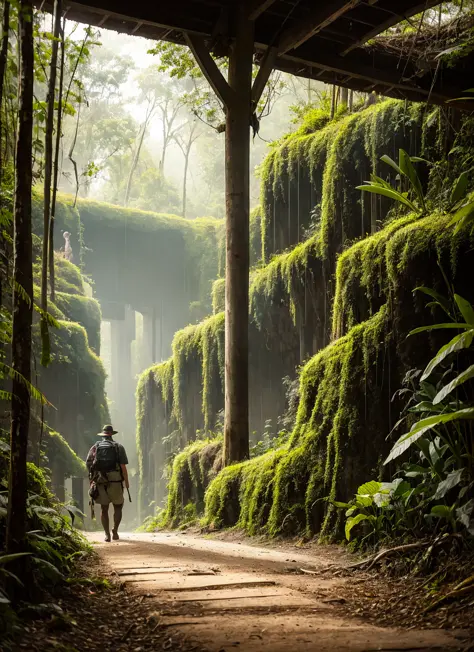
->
[91,439,120,475]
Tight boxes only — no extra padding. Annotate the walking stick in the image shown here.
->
[127,487,132,503]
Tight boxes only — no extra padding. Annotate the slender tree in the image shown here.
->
[6,0,34,554]
[0,0,10,173]
[40,0,61,364]
[49,15,65,301]
[124,97,156,207]
[174,120,201,217]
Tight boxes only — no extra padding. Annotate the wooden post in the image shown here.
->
[185,7,274,466]
[223,7,254,465]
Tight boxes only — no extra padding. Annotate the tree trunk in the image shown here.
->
[41,0,61,366]
[330,85,336,118]
[224,6,253,465]
[0,0,10,172]
[340,86,349,108]
[49,15,65,302]
[6,0,34,555]
[124,120,147,207]
[349,89,354,113]
[182,145,190,217]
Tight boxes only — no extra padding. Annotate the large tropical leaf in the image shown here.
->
[357,481,382,496]
[0,362,53,406]
[380,154,403,177]
[384,408,474,464]
[399,149,426,212]
[433,364,474,405]
[409,323,471,335]
[413,286,452,318]
[0,552,31,565]
[421,330,474,381]
[450,172,469,208]
[454,294,474,326]
[451,200,474,233]
[434,469,464,500]
[345,513,369,541]
[356,184,418,211]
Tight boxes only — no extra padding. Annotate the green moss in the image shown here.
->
[162,436,223,527]
[204,461,242,528]
[212,278,225,314]
[54,255,85,295]
[44,430,87,478]
[54,291,101,353]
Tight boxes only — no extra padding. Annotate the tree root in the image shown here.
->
[424,575,474,613]
[345,541,430,571]
[344,534,462,572]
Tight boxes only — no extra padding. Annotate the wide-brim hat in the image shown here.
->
[102,425,118,435]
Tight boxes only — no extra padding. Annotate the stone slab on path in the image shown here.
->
[87,531,472,652]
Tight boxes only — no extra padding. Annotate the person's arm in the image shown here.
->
[121,464,129,489]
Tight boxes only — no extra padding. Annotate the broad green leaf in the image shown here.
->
[451,201,474,233]
[434,469,464,499]
[430,504,453,520]
[369,174,392,189]
[331,501,350,509]
[433,364,474,405]
[373,492,391,507]
[357,481,381,496]
[380,154,402,176]
[454,294,474,326]
[399,149,426,211]
[385,408,474,464]
[408,400,443,414]
[345,513,368,541]
[392,480,411,497]
[356,184,418,212]
[456,499,474,529]
[409,323,471,336]
[450,172,469,208]
[32,557,64,581]
[413,286,452,317]
[421,330,474,381]
[0,552,31,565]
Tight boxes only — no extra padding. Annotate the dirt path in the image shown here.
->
[86,531,472,651]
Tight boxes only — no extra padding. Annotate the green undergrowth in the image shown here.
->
[0,438,89,641]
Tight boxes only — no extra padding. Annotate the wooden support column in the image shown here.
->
[224,6,254,465]
[186,6,274,466]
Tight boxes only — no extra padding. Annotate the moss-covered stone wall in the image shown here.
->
[32,254,109,479]
[202,212,474,539]
[137,99,473,529]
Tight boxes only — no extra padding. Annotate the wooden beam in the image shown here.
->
[184,33,234,108]
[273,49,467,106]
[341,0,443,55]
[251,46,278,106]
[247,0,277,21]
[278,0,361,54]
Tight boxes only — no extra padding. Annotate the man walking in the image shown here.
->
[86,425,129,542]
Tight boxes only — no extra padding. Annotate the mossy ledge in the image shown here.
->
[138,99,474,533]
[163,209,474,537]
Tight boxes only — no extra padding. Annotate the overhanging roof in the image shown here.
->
[39,0,473,107]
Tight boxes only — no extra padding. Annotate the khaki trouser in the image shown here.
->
[95,470,124,506]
